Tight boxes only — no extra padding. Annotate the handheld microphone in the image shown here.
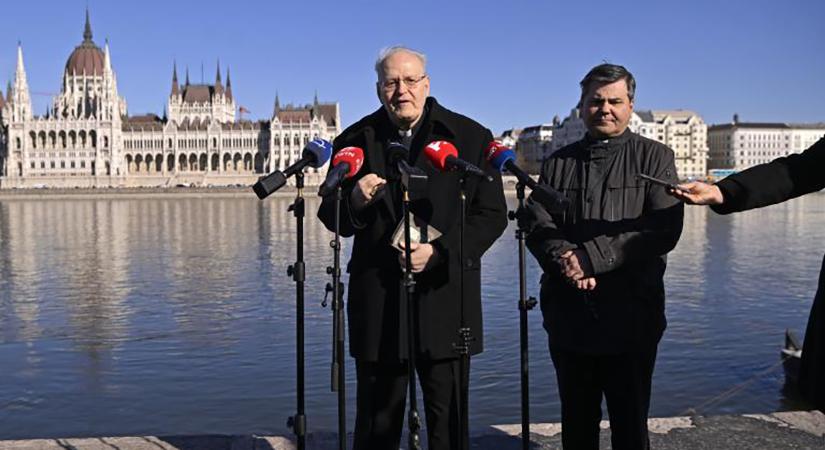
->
[485,141,570,213]
[318,147,365,197]
[253,138,333,199]
[424,141,492,181]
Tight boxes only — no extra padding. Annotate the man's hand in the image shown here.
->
[575,277,597,291]
[668,181,724,205]
[351,174,387,210]
[559,249,593,281]
[398,242,439,273]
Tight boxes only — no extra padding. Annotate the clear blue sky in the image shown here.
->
[2,0,823,135]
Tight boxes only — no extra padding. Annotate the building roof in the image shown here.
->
[636,109,700,124]
[182,84,216,104]
[499,128,523,138]
[65,10,105,76]
[274,102,338,126]
[122,114,164,131]
[708,122,791,131]
[221,120,265,131]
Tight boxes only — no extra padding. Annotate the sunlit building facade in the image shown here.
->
[0,12,340,188]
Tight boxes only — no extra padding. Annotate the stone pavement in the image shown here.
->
[1,411,823,450]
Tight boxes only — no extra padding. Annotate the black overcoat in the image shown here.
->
[713,137,825,411]
[317,97,508,362]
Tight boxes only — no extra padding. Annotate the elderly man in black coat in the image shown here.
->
[671,137,825,413]
[317,46,507,450]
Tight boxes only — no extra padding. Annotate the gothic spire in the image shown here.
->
[103,39,112,73]
[214,59,223,95]
[83,8,93,44]
[225,66,232,100]
[273,91,280,116]
[171,61,179,96]
[185,66,190,86]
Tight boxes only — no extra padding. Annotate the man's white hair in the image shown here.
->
[374,46,427,79]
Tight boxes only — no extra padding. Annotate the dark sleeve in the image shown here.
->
[521,157,578,274]
[458,128,508,262]
[580,146,684,275]
[316,139,375,237]
[712,137,825,215]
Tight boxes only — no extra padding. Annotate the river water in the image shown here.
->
[0,192,822,439]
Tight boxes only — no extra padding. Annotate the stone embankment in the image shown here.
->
[1,411,823,450]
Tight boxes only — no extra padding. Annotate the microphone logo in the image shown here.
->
[426,141,443,153]
[485,141,507,161]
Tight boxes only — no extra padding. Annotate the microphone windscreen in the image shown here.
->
[332,147,365,178]
[423,140,458,171]
[387,142,409,165]
[485,141,516,172]
[303,138,333,168]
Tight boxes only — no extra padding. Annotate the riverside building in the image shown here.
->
[0,12,340,189]
[707,114,825,173]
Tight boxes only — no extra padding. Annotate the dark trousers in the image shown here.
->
[549,345,658,450]
[353,357,465,450]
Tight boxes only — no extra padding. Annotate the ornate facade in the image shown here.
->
[0,12,340,188]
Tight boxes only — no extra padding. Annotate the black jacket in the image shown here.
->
[521,130,684,353]
[317,97,508,361]
[712,137,825,410]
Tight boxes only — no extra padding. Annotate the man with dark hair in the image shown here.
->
[317,46,507,450]
[519,63,684,449]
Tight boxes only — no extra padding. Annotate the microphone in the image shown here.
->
[387,141,428,199]
[253,138,333,199]
[424,141,492,181]
[318,147,365,197]
[485,141,570,213]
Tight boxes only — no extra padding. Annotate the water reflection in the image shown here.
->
[0,192,822,439]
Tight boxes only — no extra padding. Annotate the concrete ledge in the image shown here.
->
[1,411,823,450]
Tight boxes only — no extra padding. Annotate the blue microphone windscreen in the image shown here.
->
[305,139,333,168]
[490,148,516,172]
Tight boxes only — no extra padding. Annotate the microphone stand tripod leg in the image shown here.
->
[286,172,307,450]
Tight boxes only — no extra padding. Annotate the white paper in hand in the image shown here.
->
[391,212,442,251]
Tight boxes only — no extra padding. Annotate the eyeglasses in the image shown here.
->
[380,74,428,91]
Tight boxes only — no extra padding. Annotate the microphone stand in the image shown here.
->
[286,172,307,450]
[402,186,423,450]
[453,175,474,450]
[510,182,537,450]
[324,185,347,450]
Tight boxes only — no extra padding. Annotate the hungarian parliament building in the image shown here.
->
[0,12,340,188]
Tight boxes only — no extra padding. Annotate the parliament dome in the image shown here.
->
[65,10,104,76]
